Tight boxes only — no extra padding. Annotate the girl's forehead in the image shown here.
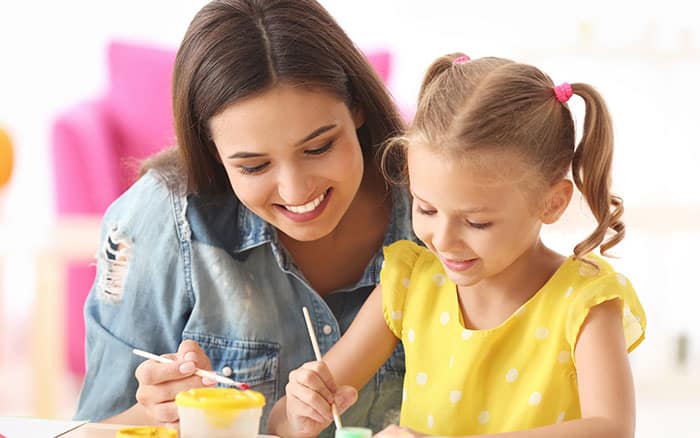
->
[406,144,536,186]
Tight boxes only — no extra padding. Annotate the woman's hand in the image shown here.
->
[134,340,216,426]
[285,360,358,437]
[373,425,425,438]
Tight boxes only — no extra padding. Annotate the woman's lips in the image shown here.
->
[275,188,332,223]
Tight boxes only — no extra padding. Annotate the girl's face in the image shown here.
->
[209,84,365,242]
[407,145,546,288]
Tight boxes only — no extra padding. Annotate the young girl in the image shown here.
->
[267,54,646,438]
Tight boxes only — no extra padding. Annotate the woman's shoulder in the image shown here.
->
[107,168,181,219]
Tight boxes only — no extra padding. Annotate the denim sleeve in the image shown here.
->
[74,171,193,421]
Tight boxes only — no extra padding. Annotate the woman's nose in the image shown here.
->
[276,165,315,205]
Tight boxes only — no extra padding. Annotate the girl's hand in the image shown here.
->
[134,340,216,427]
[373,425,425,438]
[285,360,358,437]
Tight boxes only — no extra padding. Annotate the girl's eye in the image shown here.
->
[467,221,491,229]
[238,162,269,175]
[416,206,436,216]
[305,141,335,156]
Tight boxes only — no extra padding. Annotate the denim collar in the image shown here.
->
[232,185,414,289]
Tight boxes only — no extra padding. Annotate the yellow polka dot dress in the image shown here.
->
[380,241,646,435]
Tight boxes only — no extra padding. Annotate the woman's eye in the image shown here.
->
[467,221,491,229]
[238,162,269,175]
[305,141,334,156]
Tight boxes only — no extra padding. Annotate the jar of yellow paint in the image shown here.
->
[175,387,265,438]
[115,426,177,437]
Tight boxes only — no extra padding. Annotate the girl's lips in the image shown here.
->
[442,257,479,272]
[275,188,332,223]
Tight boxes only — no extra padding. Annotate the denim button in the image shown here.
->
[322,324,332,335]
[221,366,233,377]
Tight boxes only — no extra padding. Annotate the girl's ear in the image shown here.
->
[541,179,573,224]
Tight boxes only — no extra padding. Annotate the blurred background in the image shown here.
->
[0,1,697,436]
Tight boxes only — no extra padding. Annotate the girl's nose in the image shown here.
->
[432,219,462,253]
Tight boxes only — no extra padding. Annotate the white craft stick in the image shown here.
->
[302,306,342,430]
[132,348,249,390]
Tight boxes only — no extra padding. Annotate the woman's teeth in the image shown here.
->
[285,191,326,214]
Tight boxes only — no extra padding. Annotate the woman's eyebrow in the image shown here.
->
[227,124,338,159]
[294,123,337,146]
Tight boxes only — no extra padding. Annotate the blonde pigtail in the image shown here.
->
[570,83,625,259]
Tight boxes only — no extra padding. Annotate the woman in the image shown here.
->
[74,0,414,435]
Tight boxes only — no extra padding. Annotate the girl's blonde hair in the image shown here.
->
[381,54,624,260]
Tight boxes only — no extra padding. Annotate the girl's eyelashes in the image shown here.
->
[416,205,436,216]
[467,220,491,229]
[416,204,492,229]
[304,140,335,156]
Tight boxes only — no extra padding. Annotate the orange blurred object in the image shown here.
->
[0,127,13,188]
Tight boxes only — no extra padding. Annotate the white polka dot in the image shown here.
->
[407,329,416,342]
[433,273,446,286]
[478,411,490,424]
[462,329,473,340]
[557,411,566,424]
[449,390,462,403]
[427,414,434,429]
[440,312,450,325]
[416,372,428,385]
[505,368,519,383]
[617,273,627,286]
[558,351,570,364]
[535,327,549,340]
[391,310,403,320]
[624,305,633,317]
[449,354,455,369]
[402,388,407,402]
[564,287,573,298]
[529,392,542,406]
[402,278,410,288]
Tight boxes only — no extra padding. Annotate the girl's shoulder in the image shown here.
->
[381,240,437,281]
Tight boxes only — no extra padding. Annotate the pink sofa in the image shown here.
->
[51,40,399,377]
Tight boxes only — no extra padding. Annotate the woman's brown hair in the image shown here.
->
[144,0,404,195]
[383,53,624,259]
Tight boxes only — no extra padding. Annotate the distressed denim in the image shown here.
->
[75,170,416,436]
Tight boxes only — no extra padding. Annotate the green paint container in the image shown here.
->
[335,427,373,438]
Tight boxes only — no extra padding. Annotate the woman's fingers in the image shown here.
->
[148,401,180,424]
[178,340,212,370]
[134,341,216,425]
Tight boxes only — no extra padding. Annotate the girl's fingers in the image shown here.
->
[291,367,335,404]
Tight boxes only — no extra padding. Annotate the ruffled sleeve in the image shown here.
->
[380,240,422,338]
[566,269,646,359]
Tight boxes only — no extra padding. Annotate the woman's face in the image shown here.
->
[209,84,365,242]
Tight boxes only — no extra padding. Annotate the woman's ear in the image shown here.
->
[353,107,366,130]
[540,179,573,224]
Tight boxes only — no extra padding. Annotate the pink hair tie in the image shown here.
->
[553,82,573,103]
[453,55,471,65]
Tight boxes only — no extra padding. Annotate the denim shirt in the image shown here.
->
[75,169,416,435]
